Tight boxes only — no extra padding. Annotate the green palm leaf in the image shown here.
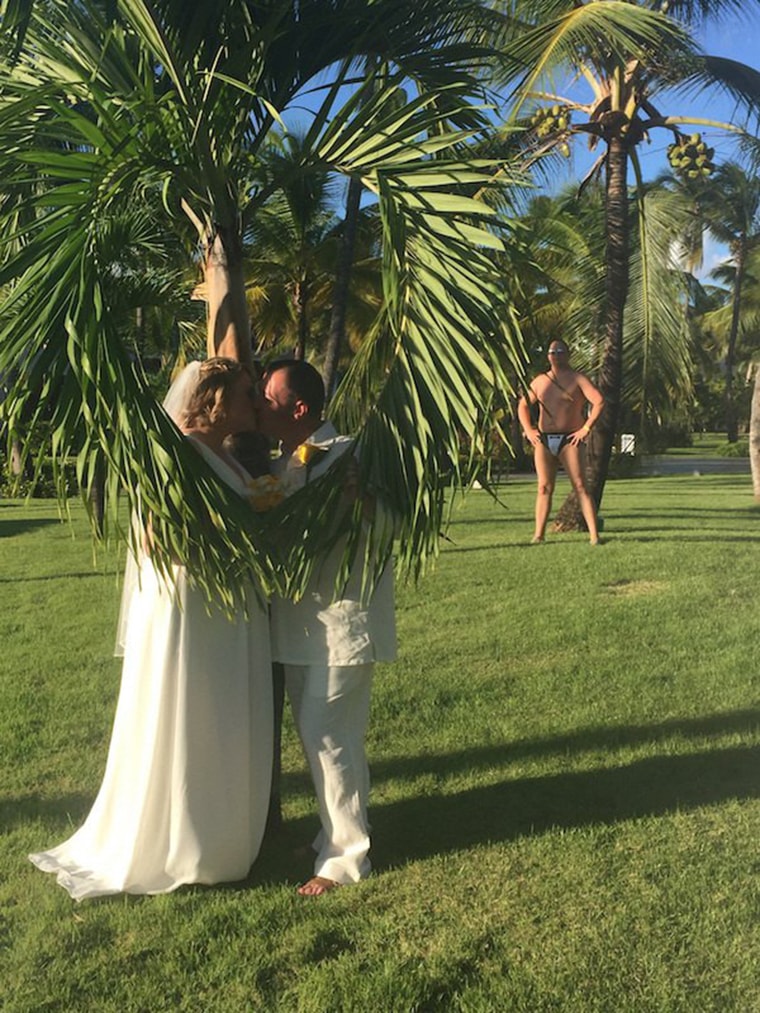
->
[0,0,530,603]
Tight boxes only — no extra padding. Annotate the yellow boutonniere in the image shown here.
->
[295,443,328,466]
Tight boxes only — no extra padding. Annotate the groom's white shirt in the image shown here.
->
[269,420,396,667]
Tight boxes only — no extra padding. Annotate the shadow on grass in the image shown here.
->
[254,737,759,885]
[446,514,526,528]
[613,534,760,544]
[256,709,760,884]
[370,708,760,783]
[597,510,760,537]
[442,542,536,554]
[0,571,110,583]
[1,794,91,834]
[9,711,759,892]
[371,743,760,869]
[443,532,760,551]
[0,517,60,538]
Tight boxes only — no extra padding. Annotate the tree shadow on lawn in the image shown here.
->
[0,793,92,835]
[0,571,111,583]
[8,712,758,892]
[612,510,760,526]
[446,514,527,528]
[611,533,760,543]
[371,708,760,783]
[370,743,760,869]
[0,517,60,538]
[257,709,760,885]
[365,707,760,864]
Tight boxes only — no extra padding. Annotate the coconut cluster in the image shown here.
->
[666,133,716,180]
[529,105,572,156]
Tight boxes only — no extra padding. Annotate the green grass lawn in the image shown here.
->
[654,432,744,457]
[1,474,759,1012]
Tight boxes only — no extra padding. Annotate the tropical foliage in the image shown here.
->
[698,162,760,440]
[243,134,381,362]
[511,184,694,452]
[489,0,760,527]
[0,0,529,602]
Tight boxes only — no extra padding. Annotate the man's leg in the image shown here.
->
[559,443,600,543]
[532,441,557,542]
[284,663,373,891]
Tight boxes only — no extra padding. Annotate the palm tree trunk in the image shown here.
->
[749,364,760,500]
[205,225,251,364]
[323,175,362,401]
[510,392,529,473]
[10,437,25,477]
[553,137,628,531]
[724,241,745,443]
[294,276,309,361]
[89,459,105,536]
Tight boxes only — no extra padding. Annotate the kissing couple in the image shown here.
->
[30,357,395,899]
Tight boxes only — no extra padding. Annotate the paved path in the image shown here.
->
[640,456,750,476]
[505,455,750,482]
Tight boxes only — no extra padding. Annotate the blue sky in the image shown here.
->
[292,12,759,276]
[683,16,760,276]
[529,12,760,277]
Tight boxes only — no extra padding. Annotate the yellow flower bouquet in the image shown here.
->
[246,474,286,512]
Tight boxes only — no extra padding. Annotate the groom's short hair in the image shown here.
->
[265,359,325,418]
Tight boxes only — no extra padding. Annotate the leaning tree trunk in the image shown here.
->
[10,437,25,477]
[724,241,745,443]
[553,136,629,531]
[204,225,252,365]
[323,174,363,402]
[88,458,106,536]
[510,391,529,473]
[293,276,309,361]
[749,363,760,500]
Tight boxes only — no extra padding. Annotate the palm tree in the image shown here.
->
[698,163,760,441]
[0,0,526,601]
[491,0,760,529]
[322,174,365,399]
[243,134,345,360]
[240,133,381,365]
[701,241,760,493]
[749,359,760,499]
[515,183,693,451]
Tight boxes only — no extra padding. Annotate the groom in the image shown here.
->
[256,359,396,895]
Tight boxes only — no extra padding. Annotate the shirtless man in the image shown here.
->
[517,340,604,545]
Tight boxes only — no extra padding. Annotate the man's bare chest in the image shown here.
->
[535,372,581,405]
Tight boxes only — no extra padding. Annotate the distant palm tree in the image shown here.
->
[491,0,760,529]
[514,184,693,451]
[699,163,760,441]
[244,134,343,360]
[242,134,380,364]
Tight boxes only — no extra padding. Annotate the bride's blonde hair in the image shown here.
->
[182,358,250,428]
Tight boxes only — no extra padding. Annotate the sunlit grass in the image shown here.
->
[658,431,736,456]
[1,473,759,1011]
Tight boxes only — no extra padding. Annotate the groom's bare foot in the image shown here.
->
[297,876,340,896]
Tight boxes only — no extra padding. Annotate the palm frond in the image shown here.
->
[624,184,693,413]
[492,1,691,102]
[0,0,530,601]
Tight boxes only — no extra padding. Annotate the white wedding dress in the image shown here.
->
[29,438,273,899]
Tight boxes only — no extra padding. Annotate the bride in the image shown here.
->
[29,358,273,899]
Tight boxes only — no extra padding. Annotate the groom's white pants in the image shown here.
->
[284,662,373,885]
